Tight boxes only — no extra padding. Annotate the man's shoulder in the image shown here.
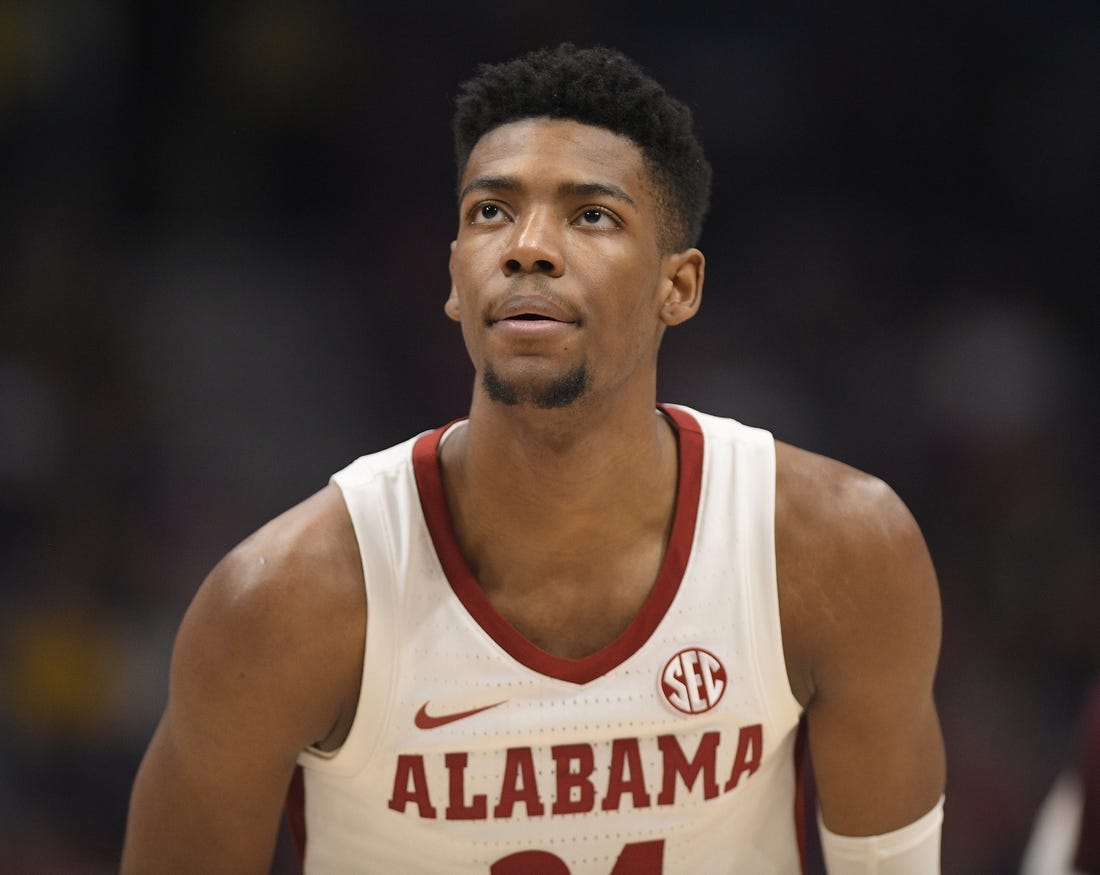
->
[167,484,366,755]
[179,486,364,695]
[673,406,919,549]
[331,430,430,488]
[206,484,363,621]
[773,440,939,701]
[774,440,918,554]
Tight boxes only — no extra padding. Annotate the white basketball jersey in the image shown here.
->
[288,405,807,874]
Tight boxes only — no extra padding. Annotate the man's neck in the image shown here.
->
[437,388,682,655]
[440,389,679,549]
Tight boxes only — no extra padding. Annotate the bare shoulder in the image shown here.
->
[172,483,365,753]
[121,485,366,873]
[774,441,941,708]
[774,440,926,563]
[773,442,946,832]
[201,482,363,631]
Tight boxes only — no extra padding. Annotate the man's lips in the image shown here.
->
[489,295,577,325]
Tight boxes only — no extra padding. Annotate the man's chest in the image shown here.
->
[473,536,669,659]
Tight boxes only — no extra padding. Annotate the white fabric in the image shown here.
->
[819,796,944,874]
[296,406,807,873]
[1020,772,1087,875]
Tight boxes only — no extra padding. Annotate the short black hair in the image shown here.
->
[452,43,712,252]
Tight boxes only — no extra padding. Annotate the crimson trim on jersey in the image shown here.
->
[285,765,306,868]
[412,404,704,685]
[793,716,809,874]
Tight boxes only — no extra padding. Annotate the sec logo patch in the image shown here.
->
[660,647,727,714]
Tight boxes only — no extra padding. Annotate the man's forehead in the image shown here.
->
[461,118,651,196]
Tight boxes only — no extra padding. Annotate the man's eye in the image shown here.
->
[471,203,504,223]
[577,208,617,228]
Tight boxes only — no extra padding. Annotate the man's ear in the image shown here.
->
[445,286,461,322]
[445,240,461,322]
[658,248,705,326]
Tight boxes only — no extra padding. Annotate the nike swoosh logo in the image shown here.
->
[414,700,507,729]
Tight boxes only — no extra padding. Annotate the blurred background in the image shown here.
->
[1,1,1096,872]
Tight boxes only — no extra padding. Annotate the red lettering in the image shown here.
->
[491,850,570,874]
[551,744,596,814]
[494,747,545,818]
[682,651,705,711]
[697,651,725,705]
[724,723,763,791]
[611,839,665,873]
[602,737,651,811]
[388,754,437,818]
[656,732,720,804]
[661,648,727,714]
[389,724,762,827]
[444,752,487,820]
[491,841,664,874]
[661,660,689,710]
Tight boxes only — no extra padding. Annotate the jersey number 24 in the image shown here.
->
[492,840,664,874]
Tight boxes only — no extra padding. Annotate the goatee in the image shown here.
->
[482,365,590,409]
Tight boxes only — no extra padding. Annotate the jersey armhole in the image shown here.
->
[297,466,401,777]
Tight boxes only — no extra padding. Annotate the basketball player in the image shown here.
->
[122,44,945,873]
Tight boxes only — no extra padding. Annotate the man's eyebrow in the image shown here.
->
[558,181,637,209]
[458,176,637,210]
[458,175,520,201]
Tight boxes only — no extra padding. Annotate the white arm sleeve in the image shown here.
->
[819,796,944,874]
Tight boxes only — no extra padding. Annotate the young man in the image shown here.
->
[122,44,945,873]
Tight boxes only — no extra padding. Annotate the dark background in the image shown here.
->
[1,2,1097,872]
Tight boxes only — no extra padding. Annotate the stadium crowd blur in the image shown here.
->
[1,3,1096,872]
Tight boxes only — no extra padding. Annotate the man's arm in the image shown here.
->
[121,485,365,875]
[776,444,946,840]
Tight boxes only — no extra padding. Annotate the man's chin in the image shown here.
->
[482,366,590,410]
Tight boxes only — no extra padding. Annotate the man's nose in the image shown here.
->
[500,210,564,277]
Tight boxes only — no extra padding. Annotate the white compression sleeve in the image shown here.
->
[819,796,944,874]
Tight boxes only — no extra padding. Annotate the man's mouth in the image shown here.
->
[489,294,579,327]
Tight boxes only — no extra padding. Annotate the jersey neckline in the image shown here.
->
[411,404,704,684]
